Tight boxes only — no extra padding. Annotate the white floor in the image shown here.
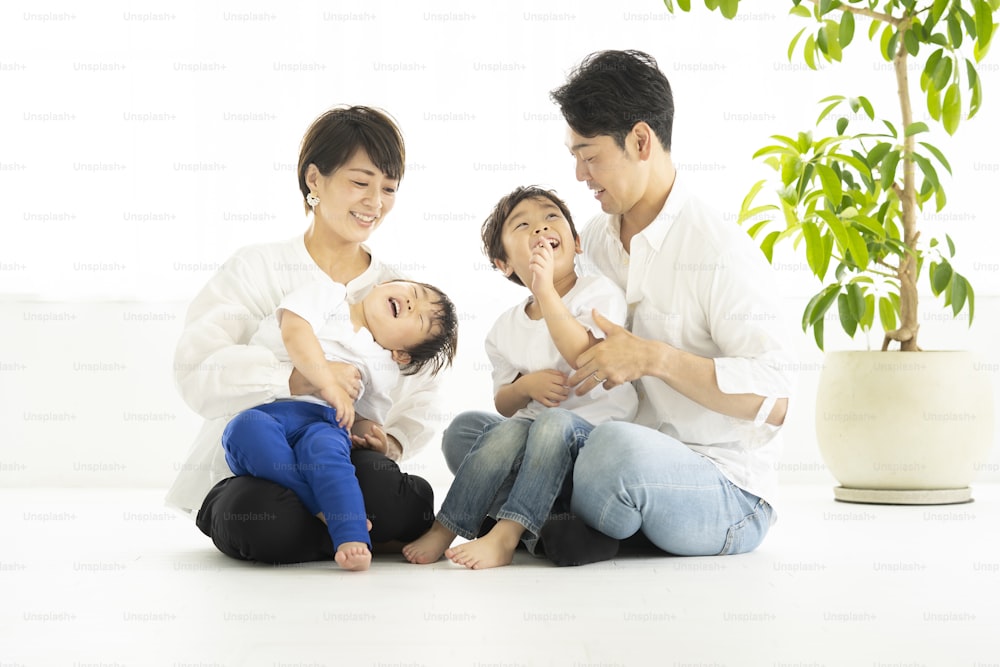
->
[2,484,998,667]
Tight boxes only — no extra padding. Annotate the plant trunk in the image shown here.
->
[885,24,920,352]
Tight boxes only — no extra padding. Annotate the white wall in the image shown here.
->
[2,0,998,489]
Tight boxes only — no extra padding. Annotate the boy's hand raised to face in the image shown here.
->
[528,238,557,297]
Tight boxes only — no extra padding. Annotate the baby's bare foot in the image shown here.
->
[402,521,456,564]
[335,542,372,571]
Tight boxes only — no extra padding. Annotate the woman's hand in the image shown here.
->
[289,362,362,400]
[351,419,389,455]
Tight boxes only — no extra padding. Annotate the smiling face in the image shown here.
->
[565,128,648,218]
[306,149,398,245]
[494,196,582,287]
[361,281,442,363]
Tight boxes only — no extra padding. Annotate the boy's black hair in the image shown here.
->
[396,281,458,377]
[550,49,674,151]
[480,186,578,287]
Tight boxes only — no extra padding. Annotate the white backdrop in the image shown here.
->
[1,0,998,489]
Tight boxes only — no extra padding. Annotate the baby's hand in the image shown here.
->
[517,369,571,408]
[350,419,389,455]
[319,385,355,430]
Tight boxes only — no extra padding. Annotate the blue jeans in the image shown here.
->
[221,401,370,549]
[442,412,774,556]
[437,409,592,550]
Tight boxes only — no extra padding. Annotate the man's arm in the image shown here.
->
[569,311,787,426]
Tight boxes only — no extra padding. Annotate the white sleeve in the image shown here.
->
[276,280,348,332]
[383,367,441,461]
[173,250,292,420]
[484,315,520,396]
[571,276,628,339]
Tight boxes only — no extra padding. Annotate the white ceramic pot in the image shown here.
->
[815,350,995,504]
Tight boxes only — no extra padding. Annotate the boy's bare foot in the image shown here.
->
[335,542,372,571]
[445,520,523,570]
[402,521,456,564]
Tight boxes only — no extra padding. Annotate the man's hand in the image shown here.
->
[516,369,571,408]
[569,309,653,395]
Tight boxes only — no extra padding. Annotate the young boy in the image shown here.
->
[403,186,637,569]
[222,278,457,571]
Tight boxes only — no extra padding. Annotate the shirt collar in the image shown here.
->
[632,173,687,252]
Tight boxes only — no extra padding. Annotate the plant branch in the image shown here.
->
[802,0,900,26]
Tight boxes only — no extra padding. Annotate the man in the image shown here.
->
[443,49,796,565]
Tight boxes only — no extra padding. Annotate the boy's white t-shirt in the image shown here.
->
[485,273,638,424]
[250,279,397,424]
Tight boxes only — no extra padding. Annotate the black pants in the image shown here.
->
[196,449,434,564]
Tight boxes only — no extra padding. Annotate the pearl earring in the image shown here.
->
[306,193,320,209]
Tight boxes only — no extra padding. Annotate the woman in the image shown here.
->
[166,106,438,563]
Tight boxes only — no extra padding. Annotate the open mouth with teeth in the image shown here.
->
[535,237,561,250]
[352,211,379,224]
[388,297,401,317]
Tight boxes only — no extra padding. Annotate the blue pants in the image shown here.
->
[442,411,773,556]
[436,408,593,550]
[221,401,369,549]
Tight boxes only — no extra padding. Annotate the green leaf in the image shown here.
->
[912,153,941,191]
[802,221,825,278]
[678,0,691,9]
[840,10,856,47]
[931,259,953,295]
[836,116,849,135]
[719,0,739,20]
[815,163,843,207]
[804,33,818,69]
[931,0,949,23]
[788,27,808,62]
[976,0,994,50]
[880,150,901,191]
[922,49,944,92]
[851,216,887,239]
[942,83,962,134]
[904,28,920,56]
[867,142,892,167]
[970,74,983,118]
[951,272,968,316]
[845,226,870,268]
[932,55,953,91]
[837,293,859,337]
[816,100,842,125]
[948,13,963,48]
[663,0,674,11]
[813,317,826,350]
[760,230,779,263]
[946,234,956,257]
[918,141,952,173]
[825,19,843,61]
[880,23,895,61]
[882,119,898,138]
[927,84,942,120]
[860,293,876,329]
[857,96,875,120]
[846,281,866,321]
[904,121,930,136]
[964,276,976,325]
[790,4,811,18]
[878,296,898,332]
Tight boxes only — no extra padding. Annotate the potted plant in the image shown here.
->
[665,0,997,503]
